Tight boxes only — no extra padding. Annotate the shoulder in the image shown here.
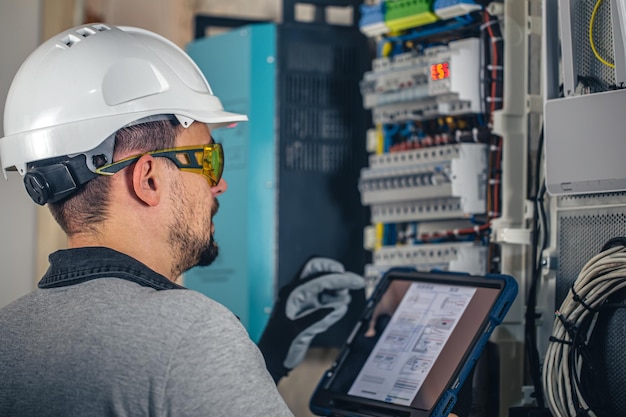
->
[87,280,244,340]
[155,287,234,313]
[149,287,244,331]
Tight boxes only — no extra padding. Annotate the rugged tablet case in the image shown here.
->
[309,267,518,417]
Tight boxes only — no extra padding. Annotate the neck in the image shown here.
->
[66,228,179,282]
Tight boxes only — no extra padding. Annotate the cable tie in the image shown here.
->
[575,407,593,417]
[571,288,594,312]
[548,336,572,345]
[558,319,590,351]
[486,64,504,70]
[556,314,579,337]
[490,36,504,43]
[479,20,498,30]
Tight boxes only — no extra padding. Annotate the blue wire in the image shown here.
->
[400,122,414,138]
[469,215,486,226]
[383,223,397,246]
[376,39,388,58]
[383,124,400,152]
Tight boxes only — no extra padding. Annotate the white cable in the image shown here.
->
[543,244,626,417]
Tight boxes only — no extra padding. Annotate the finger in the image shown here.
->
[285,273,363,311]
[290,307,335,330]
[300,272,366,292]
[299,257,345,278]
[365,316,377,337]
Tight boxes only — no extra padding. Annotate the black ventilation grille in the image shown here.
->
[276,22,370,347]
[284,140,353,173]
[557,210,626,305]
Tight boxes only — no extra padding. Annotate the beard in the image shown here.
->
[168,182,220,277]
[196,232,219,267]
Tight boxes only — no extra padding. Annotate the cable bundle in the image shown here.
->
[543,241,626,417]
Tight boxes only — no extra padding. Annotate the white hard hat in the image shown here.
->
[0,23,247,178]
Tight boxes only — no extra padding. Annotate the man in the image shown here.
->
[0,22,465,417]
[0,23,364,417]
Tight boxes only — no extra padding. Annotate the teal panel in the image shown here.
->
[185,23,277,342]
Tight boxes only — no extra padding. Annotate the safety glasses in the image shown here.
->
[95,144,224,187]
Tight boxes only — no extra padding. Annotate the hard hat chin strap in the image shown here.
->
[23,154,97,205]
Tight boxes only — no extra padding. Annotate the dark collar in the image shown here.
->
[38,247,185,291]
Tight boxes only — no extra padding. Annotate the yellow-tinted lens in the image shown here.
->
[169,144,223,186]
[202,144,224,186]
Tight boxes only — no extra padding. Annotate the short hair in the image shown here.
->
[48,119,182,235]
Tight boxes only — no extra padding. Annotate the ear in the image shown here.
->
[131,154,162,206]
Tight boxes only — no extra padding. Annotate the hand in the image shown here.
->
[257,257,365,383]
[365,280,411,337]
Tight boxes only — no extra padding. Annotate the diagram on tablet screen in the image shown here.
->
[348,282,476,406]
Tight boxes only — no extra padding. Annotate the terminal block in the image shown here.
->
[370,197,473,223]
[359,2,389,37]
[358,143,488,220]
[360,52,431,108]
[361,38,481,118]
[385,0,439,32]
[372,95,474,123]
[364,241,488,284]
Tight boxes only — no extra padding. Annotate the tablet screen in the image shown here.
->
[324,275,502,412]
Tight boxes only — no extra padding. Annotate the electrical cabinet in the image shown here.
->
[355,2,501,288]
[354,1,531,416]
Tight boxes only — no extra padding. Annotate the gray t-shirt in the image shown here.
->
[0,277,295,417]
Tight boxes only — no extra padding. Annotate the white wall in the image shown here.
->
[0,0,41,308]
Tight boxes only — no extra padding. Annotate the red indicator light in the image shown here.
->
[430,62,450,81]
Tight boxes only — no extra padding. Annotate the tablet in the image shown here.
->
[309,268,518,417]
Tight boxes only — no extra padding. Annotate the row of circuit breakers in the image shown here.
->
[356,0,491,282]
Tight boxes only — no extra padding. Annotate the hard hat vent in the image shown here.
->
[76,27,96,38]
[59,24,110,48]
[60,34,80,48]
